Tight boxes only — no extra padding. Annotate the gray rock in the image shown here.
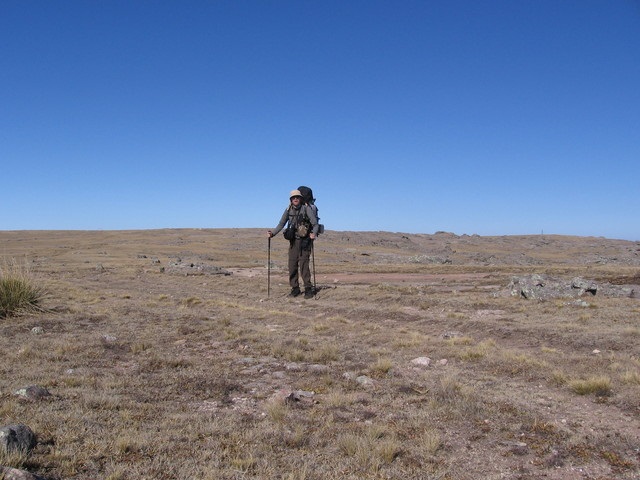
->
[441,331,464,339]
[14,385,51,402]
[500,440,529,456]
[509,275,634,300]
[0,424,37,453]
[0,466,47,480]
[410,357,431,367]
[571,277,597,295]
[356,375,375,388]
[270,388,315,405]
[408,254,452,264]
[165,260,231,276]
[566,300,591,307]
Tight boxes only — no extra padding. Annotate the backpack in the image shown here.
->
[298,186,325,234]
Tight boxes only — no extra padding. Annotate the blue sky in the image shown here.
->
[2,1,639,240]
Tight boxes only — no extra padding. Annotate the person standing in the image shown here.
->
[267,189,319,298]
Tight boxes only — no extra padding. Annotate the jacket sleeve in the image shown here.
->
[271,207,290,236]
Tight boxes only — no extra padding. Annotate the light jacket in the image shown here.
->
[272,204,319,238]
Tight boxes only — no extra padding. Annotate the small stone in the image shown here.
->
[0,465,47,480]
[285,363,304,372]
[592,349,601,355]
[441,331,464,339]
[14,385,51,402]
[505,441,529,455]
[293,390,315,399]
[356,375,375,388]
[308,364,331,373]
[30,327,44,335]
[271,388,294,404]
[410,357,431,367]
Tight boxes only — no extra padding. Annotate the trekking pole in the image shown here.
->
[311,239,317,293]
[267,236,271,298]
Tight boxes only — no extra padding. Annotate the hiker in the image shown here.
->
[267,189,319,299]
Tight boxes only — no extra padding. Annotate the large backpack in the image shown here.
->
[298,185,325,235]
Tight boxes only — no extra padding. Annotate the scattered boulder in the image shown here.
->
[410,357,431,368]
[500,440,529,456]
[165,259,231,276]
[570,277,597,295]
[355,375,375,388]
[13,385,51,402]
[0,424,37,453]
[566,300,590,307]
[441,331,464,339]
[408,254,452,264]
[508,274,634,300]
[343,372,376,388]
[594,283,635,298]
[0,466,47,480]
[269,388,315,405]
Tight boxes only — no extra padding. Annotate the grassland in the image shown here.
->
[0,229,638,479]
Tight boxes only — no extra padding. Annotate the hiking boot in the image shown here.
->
[304,288,314,299]
[288,287,301,297]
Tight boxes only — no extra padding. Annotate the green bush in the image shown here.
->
[0,259,47,318]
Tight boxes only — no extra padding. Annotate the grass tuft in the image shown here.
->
[620,369,640,385]
[569,376,612,397]
[0,258,47,318]
[370,357,393,377]
[0,449,29,470]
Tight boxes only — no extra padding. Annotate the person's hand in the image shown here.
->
[309,233,315,240]
[267,230,273,238]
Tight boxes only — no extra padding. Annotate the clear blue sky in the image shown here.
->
[2,1,639,240]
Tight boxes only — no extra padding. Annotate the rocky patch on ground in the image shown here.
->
[507,274,636,300]
[163,258,231,276]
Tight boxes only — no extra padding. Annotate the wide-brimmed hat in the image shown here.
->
[289,189,302,199]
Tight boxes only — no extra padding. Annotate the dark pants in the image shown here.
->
[289,238,313,290]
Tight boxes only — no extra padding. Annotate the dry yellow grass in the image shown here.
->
[0,229,638,479]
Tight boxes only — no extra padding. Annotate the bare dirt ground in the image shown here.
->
[1,229,639,479]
